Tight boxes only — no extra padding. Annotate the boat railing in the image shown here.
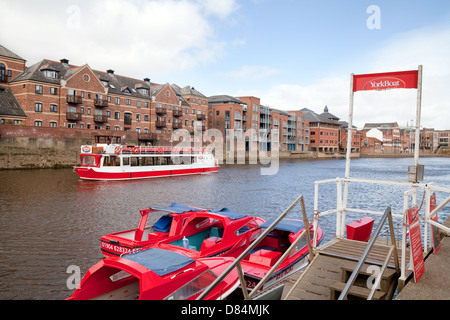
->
[338,206,400,300]
[312,176,450,292]
[196,194,315,300]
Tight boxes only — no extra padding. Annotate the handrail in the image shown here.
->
[338,206,400,300]
[197,194,314,300]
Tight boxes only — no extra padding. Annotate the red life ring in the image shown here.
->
[133,147,139,154]
[158,147,163,154]
[115,146,122,154]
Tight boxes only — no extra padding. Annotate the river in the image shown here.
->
[0,157,449,300]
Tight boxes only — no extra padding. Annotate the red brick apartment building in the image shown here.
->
[208,95,310,152]
[0,44,208,145]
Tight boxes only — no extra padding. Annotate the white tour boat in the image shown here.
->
[74,136,219,181]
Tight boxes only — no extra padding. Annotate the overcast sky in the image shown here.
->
[1,0,449,129]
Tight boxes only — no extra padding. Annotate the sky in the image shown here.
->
[1,0,450,129]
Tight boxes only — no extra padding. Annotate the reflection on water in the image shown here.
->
[0,157,448,299]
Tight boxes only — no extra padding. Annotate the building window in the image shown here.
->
[115,97,120,105]
[126,99,131,105]
[68,123,76,128]
[137,101,141,108]
[83,74,90,82]
[0,63,6,82]
[124,113,132,126]
[34,121,42,127]
[50,122,57,127]
[35,85,43,94]
[136,114,141,122]
[115,112,120,120]
[50,104,57,112]
[144,115,149,121]
[35,103,43,112]
[50,87,58,95]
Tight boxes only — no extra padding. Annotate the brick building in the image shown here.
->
[301,106,341,153]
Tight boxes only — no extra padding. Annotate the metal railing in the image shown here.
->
[338,206,400,300]
[197,194,315,300]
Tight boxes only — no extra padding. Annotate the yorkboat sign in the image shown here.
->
[353,70,419,92]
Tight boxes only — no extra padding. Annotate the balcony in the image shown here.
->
[94,99,109,108]
[156,106,167,115]
[173,122,183,129]
[139,133,157,142]
[173,109,183,117]
[197,114,206,121]
[66,112,82,121]
[155,120,166,128]
[94,115,108,123]
[67,95,83,104]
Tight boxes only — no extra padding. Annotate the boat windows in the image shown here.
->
[122,157,130,166]
[235,218,260,236]
[81,155,97,167]
[164,270,217,300]
[103,156,120,167]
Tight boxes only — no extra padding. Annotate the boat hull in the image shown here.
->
[75,165,219,181]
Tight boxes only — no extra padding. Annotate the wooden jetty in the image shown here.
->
[283,238,411,300]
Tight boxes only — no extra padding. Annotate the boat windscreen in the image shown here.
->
[123,248,195,277]
[209,208,247,220]
[260,218,304,234]
[150,202,203,214]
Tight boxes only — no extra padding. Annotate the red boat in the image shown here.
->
[67,248,239,300]
[101,203,265,258]
[74,136,218,181]
[241,218,323,290]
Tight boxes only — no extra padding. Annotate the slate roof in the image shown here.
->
[0,86,27,118]
[363,122,398,130]
[171,84,206,98]
[208,95,246,105]
[0,44,26,61]
[300,107,340,125]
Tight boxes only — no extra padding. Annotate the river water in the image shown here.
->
[0,157,449,300]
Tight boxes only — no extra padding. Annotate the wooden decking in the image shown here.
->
[282,238,410,300]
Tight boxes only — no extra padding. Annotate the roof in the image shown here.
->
[300,107,340,125]
[172,84,206,98]
[209,208,247,220]
[123,248,195,277]
[0,86,27,118]
[0,44,26,61]
[363,122,399,130]
[151,202,204,214]
[208,95,246,105]
[260,218,305,234]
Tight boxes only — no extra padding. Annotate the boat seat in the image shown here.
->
[153,216,172,233]
[249,249,282,267]
[200,236,222,251]
[249,246,277,255]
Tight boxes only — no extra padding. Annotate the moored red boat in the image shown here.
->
[67,248,239,300]
[74,136,218,181]
[241,218,323,290]
[100,202,265,258]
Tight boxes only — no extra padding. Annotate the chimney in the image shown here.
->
[60,58,69,68]
[144,78,150,83]
[107,69,115,76]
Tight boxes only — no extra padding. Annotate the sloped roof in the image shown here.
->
[208,95,246,105]
[0,86,27,118]
[300,107,340,125]
[0,44,26,61]
[171,84,206,98]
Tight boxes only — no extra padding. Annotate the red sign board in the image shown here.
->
[406,206,425,283]
[353,70,419,92]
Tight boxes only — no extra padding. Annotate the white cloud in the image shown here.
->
[253,24,450,130]
[0,0,237,79]
[219,65,280,80]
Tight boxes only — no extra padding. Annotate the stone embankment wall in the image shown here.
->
[0,125,138,169]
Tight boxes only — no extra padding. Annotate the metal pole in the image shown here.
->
[196,195,304,300]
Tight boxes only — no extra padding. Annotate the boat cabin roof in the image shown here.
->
[260,218,305,234]
[123,248,195,277]
[150,203,248,220]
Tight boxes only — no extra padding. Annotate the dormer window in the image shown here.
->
[42,69,58,79]
[122,86,131,94]
[138,88,149,95]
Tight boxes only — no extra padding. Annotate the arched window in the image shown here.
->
[0,63,6,83]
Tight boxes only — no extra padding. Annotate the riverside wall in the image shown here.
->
[0,125,448,170]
